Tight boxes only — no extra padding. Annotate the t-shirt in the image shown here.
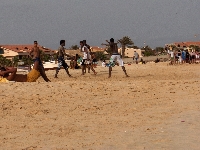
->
[134,52,139,58]
[82,46,88,59]
[182,51,186,58]
[170,51,174,58]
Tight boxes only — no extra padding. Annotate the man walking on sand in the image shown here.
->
[101,38,129,78]
[55,40,71,78]
[29,41,51,82]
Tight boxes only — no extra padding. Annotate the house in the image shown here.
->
[90,46,104,52]
[58,46,105,58]
[118,47,143,58]
[165,41,200,51]
[0,44,55,60]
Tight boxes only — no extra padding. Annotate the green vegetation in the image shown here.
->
[189,45,200,52]
[95,51,107,61]
[118,36,134,58]
[0,55,12,67]
[69,45,79,50]
[142,45,155,56]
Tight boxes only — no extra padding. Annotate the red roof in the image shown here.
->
[90,46,104,52]
[173,41,200,47]
[0,44,55,54]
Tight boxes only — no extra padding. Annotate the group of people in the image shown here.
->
[0,38,129,82]
[168,49,200,65]
[0,41,51,82]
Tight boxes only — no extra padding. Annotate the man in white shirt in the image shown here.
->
[80,41,97,75]
[170,50,175,65]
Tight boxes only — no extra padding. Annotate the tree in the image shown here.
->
[4,59,12,67]
[104,47,112,57]
[12,56,19,67]
[142,45,155,56]
[118,36,134,58]
[39,50,50,62]
[189,45,200,52]
[155,47,164,55]
[0,55,7,66]
[70,45,79,50]
[95,51,107,61]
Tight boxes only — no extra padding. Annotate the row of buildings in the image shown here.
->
[0,44,143,60]
[165,41,200,51]
[0,44,54,60]
[1,41,200,60]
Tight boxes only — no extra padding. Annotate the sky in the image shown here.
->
[0,0,200,49]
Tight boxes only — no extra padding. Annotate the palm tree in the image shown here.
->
[95,51,107,61]
[0,55,7,66]
[12,56,19,67]
[118,36,134,58]
[4,59,12,67]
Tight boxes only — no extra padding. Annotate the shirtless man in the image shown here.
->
[55,40,71,78]
[29,41,51,82]
[29,41,41,70]
[101,38,129,78]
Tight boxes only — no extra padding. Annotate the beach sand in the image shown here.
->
[1,62,200,150]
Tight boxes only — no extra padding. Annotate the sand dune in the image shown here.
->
[1,62,200,150]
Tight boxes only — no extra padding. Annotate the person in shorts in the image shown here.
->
[102,38,129,78]
[54,40,71,78]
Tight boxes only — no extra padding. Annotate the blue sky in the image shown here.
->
[0,0,200,49]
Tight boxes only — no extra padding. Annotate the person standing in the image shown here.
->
[133,51,139,64]
[54,40,71,78]
[102,38,129,78]
[181,49,186,64]
[169,50,175,65]
[80,41,97,75]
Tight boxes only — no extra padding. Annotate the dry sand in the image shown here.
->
[1,62,200,150]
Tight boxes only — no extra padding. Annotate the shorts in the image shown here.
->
[92,59,98,64]
[81,59,91,65]
[33,57,44,68]
[178,56,182,62]
[182,56,186,61]
[110,54,124,67]
[57,57,69,70]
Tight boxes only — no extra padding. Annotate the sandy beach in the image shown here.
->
[1,62,200,150]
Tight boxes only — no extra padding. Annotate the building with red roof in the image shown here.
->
[0,44,55,60]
